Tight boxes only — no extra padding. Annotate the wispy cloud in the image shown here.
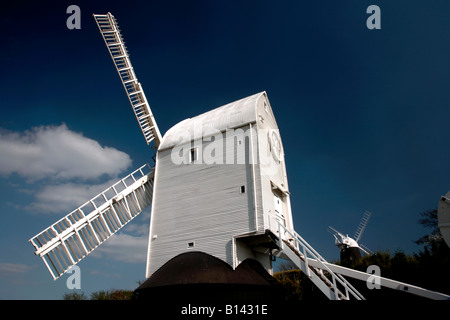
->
[0,124,135,215]
[89,270,121,278]
[89,212,150,263]
[0,124,131,181]
[23,179,119,214]
[1,124,150,264]
[91,232,148,263]
[0,263,34,276]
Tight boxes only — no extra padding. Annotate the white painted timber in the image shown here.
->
[93,13,162,148]
[146,126,258,276]
[146,92,294,277]
[29,164,154,280]
[354,211,371,243]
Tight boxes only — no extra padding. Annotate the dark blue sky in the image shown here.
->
[1,1,449,299]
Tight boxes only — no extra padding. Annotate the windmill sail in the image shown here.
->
[359,243,374,256]
[354,211,371,243]
[29,164,154,280]
[93,13,162,148]
[328,226,345,239]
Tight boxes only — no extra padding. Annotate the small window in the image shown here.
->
[240,185,246,193]
[264,101,269,113]
[190,148,197,163]
[187,241,195,248]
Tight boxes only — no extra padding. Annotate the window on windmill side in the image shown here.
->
[190,147,198,163]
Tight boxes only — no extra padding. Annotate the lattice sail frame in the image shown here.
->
[29,164,154,280]
[93,13,162,148]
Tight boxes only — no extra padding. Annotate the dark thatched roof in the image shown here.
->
[133,251,286,301]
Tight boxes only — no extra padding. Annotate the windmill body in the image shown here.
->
[329,226,363,264]
[146,92,293,277]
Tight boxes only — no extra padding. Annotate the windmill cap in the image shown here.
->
[158,91,272,151]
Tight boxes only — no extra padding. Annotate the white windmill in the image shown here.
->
[28,13,450,301]
[328,211,374,264]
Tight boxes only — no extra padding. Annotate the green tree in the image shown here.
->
[273,268,328,300]
[412,208,450,294]
[62,292,88,300]
[273,260,327,300]
[90,289,134,300]
[415,209,443,247]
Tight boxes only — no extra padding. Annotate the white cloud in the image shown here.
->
[91,233,148,263]
[0,124,136,216]
[123,224,149,237]
[0,263,33,275]
[89,270,121,278]
[0,124,132,181]
[89,213,150,263]
[24,179,118,214]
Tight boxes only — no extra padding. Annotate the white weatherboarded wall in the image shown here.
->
[145,92,293,278]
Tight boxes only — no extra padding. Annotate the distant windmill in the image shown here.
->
[328,211,374,264]
[27,13,450,301]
